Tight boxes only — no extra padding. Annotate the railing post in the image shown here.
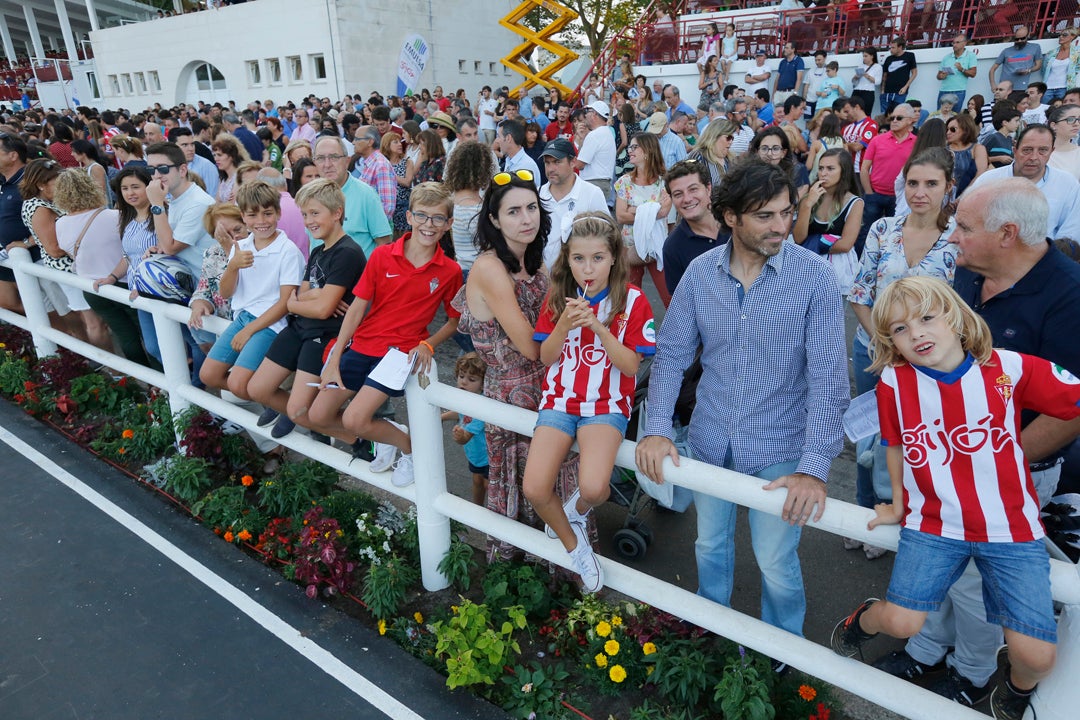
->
[150,300,191,420]
[405,363,451,592]
[1031,601,1080,718]
[8,246,58,358]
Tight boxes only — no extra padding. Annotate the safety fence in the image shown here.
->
[1,246,1077,720]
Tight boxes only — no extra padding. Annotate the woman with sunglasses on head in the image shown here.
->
[614,132,672,307]
[750,127,810,200]
[452,168,581,562]
[689,119,737,186]
[1048,103,1080,181]
[211,134,250,204]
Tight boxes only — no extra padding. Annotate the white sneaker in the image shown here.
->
[369,420,408,473]
[567,520,603,593]
[391,453,414,487]
[546,489,584,539]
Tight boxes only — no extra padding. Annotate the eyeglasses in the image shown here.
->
[889,115,913,122]
[313,154,346,163]
[1058,117,1080,125]
[627,144,640,151]
[411,211,449,228]
[946,126,958,132]
[758,146,785,155]
[152,163,179,175]
[723,135,734,142]
[492,169,534,185]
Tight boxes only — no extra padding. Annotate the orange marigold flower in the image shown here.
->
[237,529,252,542]
[117,447,126,455]
[121,428,135,440]
[224,531,235,543]
[799,685,818,702]
[240,474,255,486]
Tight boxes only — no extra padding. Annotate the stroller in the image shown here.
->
[608,355,701,560]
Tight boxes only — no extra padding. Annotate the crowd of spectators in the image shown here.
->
[1,22,1080,718]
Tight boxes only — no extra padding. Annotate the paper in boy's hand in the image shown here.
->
[843,390,880,442]
[368,348,418,391]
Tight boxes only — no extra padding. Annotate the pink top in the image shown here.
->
[277,192,310,261]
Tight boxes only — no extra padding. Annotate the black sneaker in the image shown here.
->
[872,649,944,681]
[770,659,790,676]
[991,679,1035,720]
[928,667,990,708]
[830,598,879,659]
[256,407,280,427]
[350,439,375,464]
[270,415,296,439]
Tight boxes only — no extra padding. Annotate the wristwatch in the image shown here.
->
[150,205,164,216]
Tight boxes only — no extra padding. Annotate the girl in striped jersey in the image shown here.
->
[523,213,656,593]
[831,277,1080,720]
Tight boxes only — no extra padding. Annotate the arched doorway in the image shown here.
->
[175,61,229,106]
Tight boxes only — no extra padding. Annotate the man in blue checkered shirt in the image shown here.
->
[636,159,849,636]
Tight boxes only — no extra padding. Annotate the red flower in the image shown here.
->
[13,393,24,403]
[118,377,127,387]
[240,474,254,487]
[224,531,235,543]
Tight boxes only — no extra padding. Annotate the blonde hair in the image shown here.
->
[869,276,993,373]
[296,178,346,217]
[53,168,106,213]
[236,160,263,185]
[203,202,243,236]
[546,212,629,325]
[235,180,281,213]
[111,134,144,158]
[409,181,452,213]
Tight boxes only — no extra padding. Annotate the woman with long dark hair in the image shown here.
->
[614,132,672,307]
[852,47,881,119]
[793,148,863,294]
[451,169,580,562]
[749,126,810,199]
[211,134,249,203]
[288,157,318,197]
[72,138,111,203]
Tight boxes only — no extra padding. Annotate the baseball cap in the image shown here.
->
[646,111,668,134]
[540,137,576,160]
[755,49,767,57]
[586,100,610,119]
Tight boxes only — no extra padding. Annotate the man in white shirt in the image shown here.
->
[574,101,617,198]
[477,86,499,145]
[538,138,610,270]
[498,121,541,189]
[745,51,772,95]
[802,50,828,116]
[1022,83,1049,126]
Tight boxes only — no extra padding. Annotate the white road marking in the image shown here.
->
[0,424,424,720]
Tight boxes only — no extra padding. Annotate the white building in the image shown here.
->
[81,0,522,109]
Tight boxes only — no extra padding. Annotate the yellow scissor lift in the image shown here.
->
[499,0,580,97]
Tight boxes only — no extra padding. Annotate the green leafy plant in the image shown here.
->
[481,560,557,624]
[438,537,477,591]
[192,483,266,540]
[68,373,141,417]
[386,611,439,665]
[713,647,775,720]
[159,454,214,505]
[361,553,419,618]
[433,599,525,689]
[628,700,708,720]
[320,489,380,535]
[500,661,574,719]
[256,459,338,518]
[651,636,722,709]
[0,354,31,397]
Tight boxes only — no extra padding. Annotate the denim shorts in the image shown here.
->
[535,408,628,437]
[888,527,1057,643]
[206,310,280,371]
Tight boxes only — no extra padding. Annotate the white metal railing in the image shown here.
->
[2,246,1077,720]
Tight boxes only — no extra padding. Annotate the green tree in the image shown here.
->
[563,0,668,58]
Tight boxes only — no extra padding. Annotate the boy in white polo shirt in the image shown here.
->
[200,181,305,400]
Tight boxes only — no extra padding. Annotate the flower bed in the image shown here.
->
[0,322,841,719]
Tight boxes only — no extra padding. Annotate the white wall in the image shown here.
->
[84,0,521,110]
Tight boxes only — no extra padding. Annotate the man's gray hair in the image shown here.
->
[725,97,746,113]
[426,101,440,114]
[222,112,240,125]
[710,101,726,114]
[892,103,914,117]
[977,178,1049,246]
[256,167,286,189]
[668,84,680,97]
[359,125,380,144]
[389,107,404,122]
[315,134,351,157]
[456,116,478,131]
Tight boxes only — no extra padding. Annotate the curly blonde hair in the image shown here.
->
[53,168,106,213]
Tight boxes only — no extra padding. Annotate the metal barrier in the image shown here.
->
[2,246,1078,720]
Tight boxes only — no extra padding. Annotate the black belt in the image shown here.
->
[1030,457,1064,473]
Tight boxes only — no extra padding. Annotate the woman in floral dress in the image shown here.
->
[453,169,582,562]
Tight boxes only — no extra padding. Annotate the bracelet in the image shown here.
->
[109,273,119,282]
[419,340,434,354]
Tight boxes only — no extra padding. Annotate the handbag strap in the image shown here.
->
[71,208,106,262]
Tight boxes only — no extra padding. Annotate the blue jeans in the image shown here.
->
[137,309,207,386]
[905,464,1061,684]
[856,192,896,257]
[880,92,907,115]
[1044,87,1066,103]
[693,459,806,636]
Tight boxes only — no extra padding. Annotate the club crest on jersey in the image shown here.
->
[994,373,1013,406]
[613,313,628,336]
[429,276,439,294]
[1053,364,1080,385]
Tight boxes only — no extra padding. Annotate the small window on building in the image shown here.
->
[86,71,101,99]
[247,60,261,86]
[135,72,147,93]
[459,60,466,74]
[267,58,281,84]
[121,73,133,95]
[310,54,326,81]
[474,60,482,74]
[489,62,497,75]
[108,74,120,95]
[287,56,302,82]
[149,71,161,92]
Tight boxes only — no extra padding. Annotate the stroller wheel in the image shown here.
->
[614,528,648,560]
[628,519,653,546]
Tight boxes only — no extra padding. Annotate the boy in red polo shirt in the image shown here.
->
[309,182,462,487]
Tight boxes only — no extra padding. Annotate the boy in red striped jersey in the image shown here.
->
[830,276,1080,720]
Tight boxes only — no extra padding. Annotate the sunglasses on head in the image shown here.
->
[492,169,534,186]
